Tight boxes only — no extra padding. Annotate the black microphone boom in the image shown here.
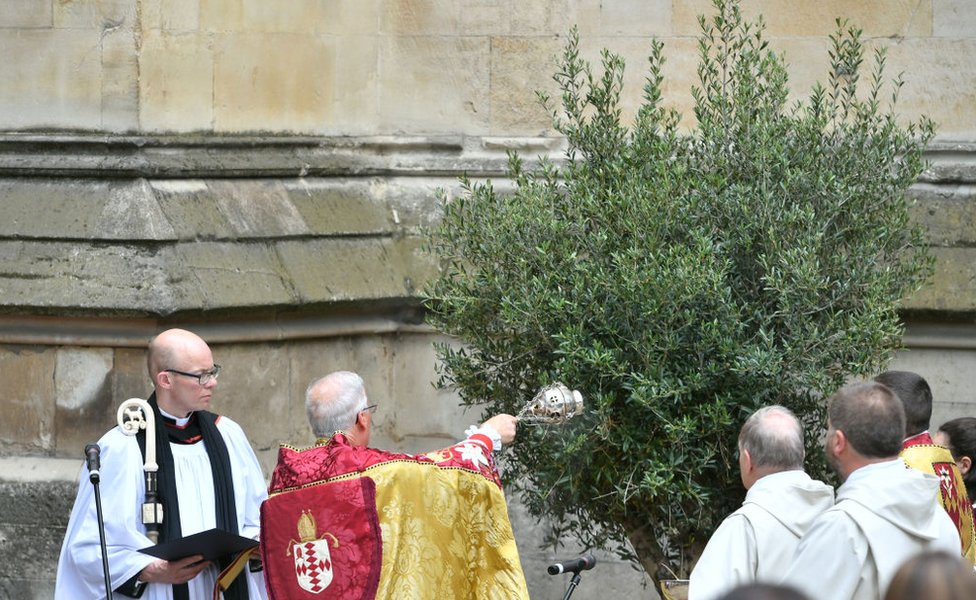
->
[85,444,101,483]
[547,554,596,575]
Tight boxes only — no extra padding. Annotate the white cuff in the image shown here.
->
[464,424,503,453]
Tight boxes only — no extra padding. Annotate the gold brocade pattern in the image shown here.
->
[902,444,976,564]
[367,460,530,599]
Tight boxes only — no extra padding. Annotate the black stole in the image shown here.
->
[137,393,249,600]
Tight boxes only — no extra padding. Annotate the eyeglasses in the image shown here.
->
[361,404,378,414]
[165,364,221,386]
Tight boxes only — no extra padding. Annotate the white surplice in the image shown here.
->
[781,458,960,600]
[55,416,268,600]
[688,470,835,600]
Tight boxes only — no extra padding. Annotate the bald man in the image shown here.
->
[689,406,834,600]
[56,329,268,600]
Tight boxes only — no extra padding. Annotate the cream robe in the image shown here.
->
[56,416,268,600]
[688,470,834,600]
[781,458,960,600]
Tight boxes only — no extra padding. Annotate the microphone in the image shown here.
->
[547,554,596,575]
[85,444,101,483]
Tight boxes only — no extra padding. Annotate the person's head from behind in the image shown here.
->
[884,550,976,600]
[718,583,811,600]
[738,405,805,489]
[935,417,976,500]
[825,381,905,481]
[873,370,932,437]
[305,371,372,446]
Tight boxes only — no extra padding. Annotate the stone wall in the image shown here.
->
[0,326,654,599]
[1,1,975,599]
[0,1,973,139]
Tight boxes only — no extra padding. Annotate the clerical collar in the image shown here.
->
[159,407,193,427]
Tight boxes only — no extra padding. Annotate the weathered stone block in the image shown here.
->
[321,0,381,36]
[0,347,56,452]
[208,180,309,237]
[150,180,236,240]
[235,0,329,34]
[333,35,380,135]
[905,247,976,312]
[173,241,297,310]
[0,178,169,240]
[139,30,215,132]
[54,348,115,455]
[283,179,394,235]
[101,28,140,131]
[674,0,932,38]
[0,241,151,313]
[198,0,245,32]
[599,0,673,37]
[933,0,976,38]
[884,38,976,140]
[208,342,291,466]
[490,36,562,136]
[275,237,436,303]
[379,36,490,135]
[507,0,576,37]
[0,481,76,595]
[374,177,450,231]
[381,0,459,35]
[0,0,52,27]
[53,0,135,30]
[52,346,145,457]
[456,0,512,37]
[213,33,336,133]
[909,183,976,246]
[160,0,200,31]
[381,333,469,442]
[0,30,103,130]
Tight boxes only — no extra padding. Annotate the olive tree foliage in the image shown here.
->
[423,0,935,580]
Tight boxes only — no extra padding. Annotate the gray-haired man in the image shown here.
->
[689,406,834,600]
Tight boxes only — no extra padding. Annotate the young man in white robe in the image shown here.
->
[688,405,834,600]
[55,328,268,600]
[781,381,960,600]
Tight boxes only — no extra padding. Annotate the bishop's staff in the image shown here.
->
[117,398,164,544]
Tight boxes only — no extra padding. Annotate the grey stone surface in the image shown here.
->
[909,183,976,246]
[0,135,972,598]
[0,481,76,596]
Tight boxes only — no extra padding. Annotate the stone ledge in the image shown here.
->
[0,134,565,178]
[0,134,968,181]
[0,457,80,483]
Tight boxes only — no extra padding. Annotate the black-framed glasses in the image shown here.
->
[165,364,221,386]
[361,404,378,414]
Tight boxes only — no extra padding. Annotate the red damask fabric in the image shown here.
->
[260,477,381,600]
[268,433,502,493]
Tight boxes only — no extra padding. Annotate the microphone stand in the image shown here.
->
[562,571,582,600]
[89,467,114,600]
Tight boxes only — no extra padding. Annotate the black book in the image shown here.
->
[139,528,259,563]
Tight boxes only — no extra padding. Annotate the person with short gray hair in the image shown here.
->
[305,371,369,439]
[689,406,833,600]
[782,381,961,600]
[262,370,529,598]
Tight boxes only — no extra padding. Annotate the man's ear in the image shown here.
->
[155,371,172,390]
[830,429,848,456]
[960,455,972,477]
[741,448,753,473]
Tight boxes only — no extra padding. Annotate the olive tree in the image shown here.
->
[423,0,934,582]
